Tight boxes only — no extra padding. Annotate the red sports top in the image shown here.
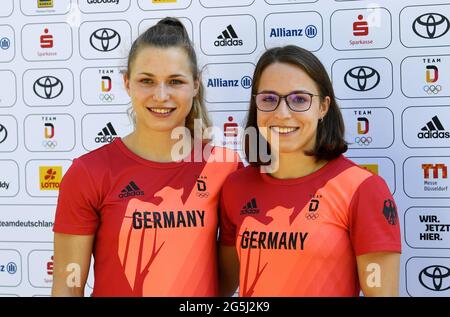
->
[220,155,401,297]
[54,138,241,296]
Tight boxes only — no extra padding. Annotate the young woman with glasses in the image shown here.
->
[218,45,401,297]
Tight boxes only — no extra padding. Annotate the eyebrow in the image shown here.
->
[257,89,315,95]
[138,72,188,78]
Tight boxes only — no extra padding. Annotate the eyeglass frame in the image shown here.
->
[252,90,323,112]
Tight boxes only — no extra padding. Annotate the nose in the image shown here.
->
[153,82,170,102]
[274,97,291,119]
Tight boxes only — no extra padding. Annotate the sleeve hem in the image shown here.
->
[53,223,97,235]
[355,243,402,257]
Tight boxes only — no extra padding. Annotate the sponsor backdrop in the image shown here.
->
[0,0,449,297]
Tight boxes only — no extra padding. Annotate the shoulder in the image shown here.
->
[222,165,259,188]
[74,140,121,169]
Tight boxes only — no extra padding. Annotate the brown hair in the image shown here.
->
[244,45,347,165]
[126,17,211,137]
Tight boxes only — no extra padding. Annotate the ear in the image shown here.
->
[123,72,131,97]
[320,96,331,119]
[193,78,200,97]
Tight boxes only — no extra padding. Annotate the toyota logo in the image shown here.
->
[90,28,121,52]
[33,76,64,100]
[344,66,380,92]
[413,13,450,39]
[0,124,7,144]
[419,265,450,291]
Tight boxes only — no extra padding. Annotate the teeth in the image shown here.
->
[271,127,298,134]
[150,108,173,114]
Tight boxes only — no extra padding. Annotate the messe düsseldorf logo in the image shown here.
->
[39,166,62,191]
[422,163,448,193]
[214,25,243,47]
[344,66,380,92]
[269,25,317,39]
[33,76,64,100]
[419,265,450,291]
[413,13,450,39]
[418,116,450,139]
[0,37,10,50]
[96,122,118,143]
[0,124,7,144]
[90,28,121,52]
[422,163,448,179]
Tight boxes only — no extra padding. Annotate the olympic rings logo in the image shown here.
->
[305,212,319,220]
[423,85,442,95]
[196,192,210,198]
[355,136,372,146]
[99,94,115,102]
[42,140,58,149]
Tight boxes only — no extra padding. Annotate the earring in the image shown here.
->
[318,118,323,123]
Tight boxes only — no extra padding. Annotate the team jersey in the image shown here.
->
[219,155,401,297]
[54,138,241,297]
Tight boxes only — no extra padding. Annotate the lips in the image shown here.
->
[147,107,176,117]
[270,126,299,135]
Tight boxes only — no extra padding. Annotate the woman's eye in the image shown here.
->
[170,79,183,85]
[140,79,153,84]
[263,96,277,102]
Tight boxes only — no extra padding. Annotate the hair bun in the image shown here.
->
[158,17,184,29]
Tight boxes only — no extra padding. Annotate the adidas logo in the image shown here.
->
[240,198,259,215]
[95,122,118,143]
[417,116,450,139]
[214,25,243,47]
[119,181,144,199]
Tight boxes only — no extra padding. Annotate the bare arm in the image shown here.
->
[356,252,400,297]
[218,245,240,297]
[52,233,95,297]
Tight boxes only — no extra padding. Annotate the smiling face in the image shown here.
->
[256,62,330,155]
[124,46,199,134]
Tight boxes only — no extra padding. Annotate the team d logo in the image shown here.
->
[39,166,62,191]
[413,13,450,39]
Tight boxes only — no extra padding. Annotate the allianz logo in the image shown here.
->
[207,76,252,89]
[418,116,450,139]
[269,25,318,39]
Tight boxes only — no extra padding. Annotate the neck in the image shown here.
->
[122,127,192,163]
[267,151,327,179]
